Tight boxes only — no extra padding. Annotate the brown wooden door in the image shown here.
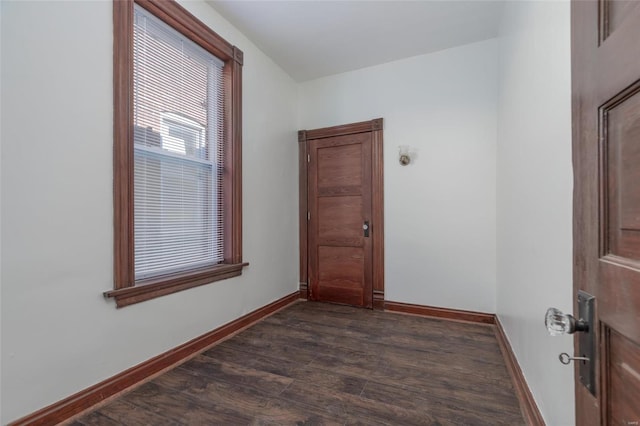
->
[573,1,640,424]
[308,132,373,308]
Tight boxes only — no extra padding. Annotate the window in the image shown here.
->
[107,0,245,308]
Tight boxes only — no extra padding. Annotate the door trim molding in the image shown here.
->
[299,118,382,141]
[298,118,384,307]
[371,124,385,309]
[297,132,309,300]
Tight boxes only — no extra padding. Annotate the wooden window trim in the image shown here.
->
[108,0,245,308]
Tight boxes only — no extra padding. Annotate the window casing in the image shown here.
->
[108,0,245,308]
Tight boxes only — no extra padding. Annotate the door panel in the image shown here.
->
[318,196,363,245]
[601,82,640,263]
[600,0,640,42]
[605,329,640,425]
[317,143,363,194]
[308,132,373,308]
[318,246,365,305]
[573,1,640,423]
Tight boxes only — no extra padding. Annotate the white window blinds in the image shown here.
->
[133,4,225,280]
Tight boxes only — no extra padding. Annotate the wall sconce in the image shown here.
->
[398,145,411,166]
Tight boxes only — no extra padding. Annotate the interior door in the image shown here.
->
[308,132,373,308]
[573,1,640,424]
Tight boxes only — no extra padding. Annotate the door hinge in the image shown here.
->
[307,154,310,163]
[307,211,310,221]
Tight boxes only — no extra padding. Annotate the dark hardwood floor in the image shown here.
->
[72,301,524,425]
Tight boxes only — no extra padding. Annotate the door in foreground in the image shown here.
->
[572,1,640,424]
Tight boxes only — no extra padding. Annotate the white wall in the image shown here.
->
[496,1,574,425]
[0,0,576,423]
[0,1,298,423]
[299,40,498,313]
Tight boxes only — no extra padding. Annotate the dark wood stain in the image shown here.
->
[75,302,524,425]
[574,0,640,423]
[298,134,309,300]
[110,0,245,308]
[385,300,495,325]
[299,118,384,309]
[308,132,372,308]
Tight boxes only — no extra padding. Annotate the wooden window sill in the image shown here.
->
[104,262,249,308]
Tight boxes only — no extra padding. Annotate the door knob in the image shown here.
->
[545,307,589,335]
[545,291,596,396]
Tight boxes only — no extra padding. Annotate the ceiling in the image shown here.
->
[207,1,505,82]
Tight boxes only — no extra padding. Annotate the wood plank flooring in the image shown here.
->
[72,301,524,425]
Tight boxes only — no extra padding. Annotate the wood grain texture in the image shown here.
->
[605,327,640,425]
[371,121,385,310]
[113,0,134,290]
[361,132,374,310]
[385,300,495,324]
[9,292,300,426]
[318,246,364,288]
[104,263,248,308]
[599,0,640,43]
[303,117,383,140]
[298,136,308,298]
[572,3,601,422]
[495,317,545,426]
[227,46,243,265]
[111,0,245,306]
[573,1,640,422]
[309,134,372,308]
[301,118,382,309]
[373,290,385,310]
[135,0,234,61]
[298,282,308,300]
[318,196,363,244]
[73,302,524,425]
[317,141,363,191]
[599,80,640,266]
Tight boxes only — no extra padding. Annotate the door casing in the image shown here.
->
[298,118,385,309]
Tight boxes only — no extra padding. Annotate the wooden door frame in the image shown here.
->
[298,118,385,309]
